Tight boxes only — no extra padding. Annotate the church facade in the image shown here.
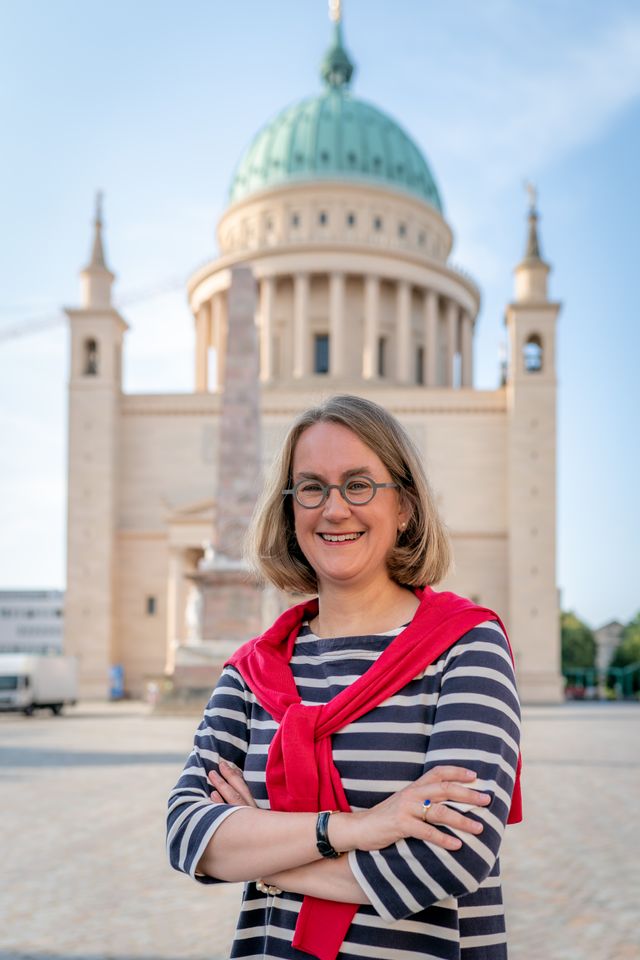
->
[64,15,563,703]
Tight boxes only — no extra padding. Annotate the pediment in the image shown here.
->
[162,496,216,523]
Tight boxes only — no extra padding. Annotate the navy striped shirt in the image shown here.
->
[167,620,521,959]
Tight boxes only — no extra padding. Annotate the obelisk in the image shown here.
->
[172,266,264,690]
[205,264,261,568]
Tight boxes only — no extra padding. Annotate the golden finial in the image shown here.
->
[524,180,537,213]
[329,0,342,24]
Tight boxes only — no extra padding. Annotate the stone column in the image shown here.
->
[293,272,310,378]
[260,275,275,382]
[165,547,185,675]
[461,311,473,387]
[424,289,438,387]
[195,300,210,392]
[329,271,346,377]
[362,275,380,379]
[445,299,459,388]
[396,280,411,383]
[212,293,225,389]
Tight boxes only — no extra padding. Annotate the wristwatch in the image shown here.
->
[316,810,341,859]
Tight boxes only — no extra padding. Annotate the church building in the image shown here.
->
[64,10,563,703]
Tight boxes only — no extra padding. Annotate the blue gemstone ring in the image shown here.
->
[422,798,432,822]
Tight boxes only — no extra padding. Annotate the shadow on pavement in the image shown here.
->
[0,955,219,960]
[0,747,187,768]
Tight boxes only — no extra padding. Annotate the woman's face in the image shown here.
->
[290,421,410,594]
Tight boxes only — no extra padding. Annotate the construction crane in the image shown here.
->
[0,277,187,343]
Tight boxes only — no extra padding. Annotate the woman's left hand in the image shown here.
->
[208,760,258,808]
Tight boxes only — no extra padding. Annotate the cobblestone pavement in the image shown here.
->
[1,701,638,960]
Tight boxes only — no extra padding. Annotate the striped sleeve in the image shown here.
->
[166,665,251,883]
[348,622,521,921]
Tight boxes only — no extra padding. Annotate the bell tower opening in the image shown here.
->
[523,333,543,373]
[84,338,99,376]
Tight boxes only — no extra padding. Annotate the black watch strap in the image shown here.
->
[316,810,341,859]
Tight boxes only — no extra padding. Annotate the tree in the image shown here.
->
[610,612,640,670]
[560,611,596,672]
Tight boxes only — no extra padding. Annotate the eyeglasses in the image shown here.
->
[282,475,399,509]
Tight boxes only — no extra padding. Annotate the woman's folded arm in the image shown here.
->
[166,666,255,882]
[348,623,521,921]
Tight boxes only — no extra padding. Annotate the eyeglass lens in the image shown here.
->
[296,476,375,507]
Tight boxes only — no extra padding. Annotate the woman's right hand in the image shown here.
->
[346,765,491,853]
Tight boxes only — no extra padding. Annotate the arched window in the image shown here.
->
[523,334,543,372]
[84,338,99,376]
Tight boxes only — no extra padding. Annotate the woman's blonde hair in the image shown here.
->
[246,394,451,594]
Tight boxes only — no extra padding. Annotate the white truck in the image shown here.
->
[0,654,78,715]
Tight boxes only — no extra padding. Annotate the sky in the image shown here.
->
[0,0,638,628]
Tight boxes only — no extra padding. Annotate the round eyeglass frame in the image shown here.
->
[282,475,399,509]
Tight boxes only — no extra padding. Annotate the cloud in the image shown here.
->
[495,17,640,174]
[438,13,640,196]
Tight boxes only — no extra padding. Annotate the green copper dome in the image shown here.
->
[228,21,443,213]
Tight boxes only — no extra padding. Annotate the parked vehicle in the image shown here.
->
[0,654,78,715]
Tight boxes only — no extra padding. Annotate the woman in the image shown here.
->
[167,394,521,960]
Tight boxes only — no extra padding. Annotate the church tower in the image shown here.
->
[505,191,563,702]
[64,196,128,696]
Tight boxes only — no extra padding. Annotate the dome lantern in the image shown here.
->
[320,4,355,90]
